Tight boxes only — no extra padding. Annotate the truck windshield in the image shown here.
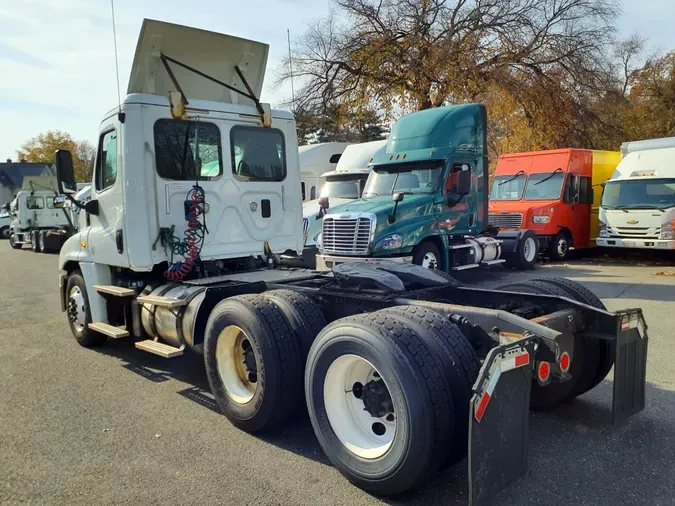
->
[362,161,443,197]
[524,172,566,200]
[602,178,675,210]
[320,175,368,199]
[490,174,526,200]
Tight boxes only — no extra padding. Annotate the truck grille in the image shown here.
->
[302,217,310,242]
[609,226,659,239]
[488,213,523,229]
[322,215,373,255]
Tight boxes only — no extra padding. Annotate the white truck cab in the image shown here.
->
[303,140,387,247]
[597,139,675,250]
[56,19,303,338]
[9,176,73,252]
[299,142,350,201]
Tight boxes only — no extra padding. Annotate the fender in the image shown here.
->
[496,230,531,253]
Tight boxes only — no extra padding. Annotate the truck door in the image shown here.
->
[439,161,477,235]
[563,170,591,249]
[87,125,128,266]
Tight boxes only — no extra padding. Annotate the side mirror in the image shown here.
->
[55,150,77,194]
[389,193,405,224]
[392,192,404,203]
[456,170,471,196]
[318,196,329,218]
[53,196,67,208]
[84,199,99,216]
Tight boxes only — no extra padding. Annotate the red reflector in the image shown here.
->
[559,352,570,373]
[538,361,550,382]
[475,393,491,422]
[515,354,529,368]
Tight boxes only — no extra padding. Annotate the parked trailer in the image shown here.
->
[54,19,647,504]
[489,149,620,260]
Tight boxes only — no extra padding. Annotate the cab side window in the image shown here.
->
[26,197,44,209]
[96,130,118,192]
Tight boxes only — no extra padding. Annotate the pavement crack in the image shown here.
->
[615,283,636,299]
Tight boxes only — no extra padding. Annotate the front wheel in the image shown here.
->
[549,231,570,261]
[0,227,9,239]
[504,230,538,270]
[9,232,21,249]
[65,270,106,347]
[412,241,443,270]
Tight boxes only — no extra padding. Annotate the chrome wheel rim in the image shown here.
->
[557,237,568,257]
[421,251,438,269]
[216,325,258,404]
[324,354,396,459]
[67,286,86,332]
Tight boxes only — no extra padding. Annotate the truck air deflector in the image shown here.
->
[469,338,536,506]
[128,19,268,106]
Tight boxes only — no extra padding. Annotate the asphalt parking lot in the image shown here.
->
[1,244,674,506]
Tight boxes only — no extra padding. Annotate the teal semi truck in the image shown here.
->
[315,105,539,272]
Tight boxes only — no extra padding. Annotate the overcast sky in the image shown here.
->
[0,0,673,160]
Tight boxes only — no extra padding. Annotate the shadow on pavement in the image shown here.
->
[94,337,675,504]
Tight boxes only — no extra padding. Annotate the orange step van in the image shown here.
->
[489,149,620,260]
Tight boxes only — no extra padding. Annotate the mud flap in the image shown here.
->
[612,310,648,425]
[468,338,537,506]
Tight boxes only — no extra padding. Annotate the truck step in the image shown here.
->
[452,263,480,271]
[88,322,129,339]
[135,339,184,358]
[94,284,136,297]
[136,295,188,308]
[481,259,506,266]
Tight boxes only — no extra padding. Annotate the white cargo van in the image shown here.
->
[299,142,350,201]
[597,138,675,250]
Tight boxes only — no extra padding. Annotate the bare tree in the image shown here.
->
[278,0,619,115]
[614,34,648,97]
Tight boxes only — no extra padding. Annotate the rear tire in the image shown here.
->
[412,241,444,271]
[537,277,613,395]
[305,312,454,496]
[203,294,304,432]
[65,270,106,347]
[504,230,538,270]
[549,231,570,261]
[31,231,40,252]
[498,278,598,410]
[377,305,480,464]
[262,289,327,356]
[0,227,9,239]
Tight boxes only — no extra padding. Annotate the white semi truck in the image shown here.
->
[298,142,351,201]
[597,137,675,250]
[300,140,387,263]
[54,19,647,503]
[9,176,75,252]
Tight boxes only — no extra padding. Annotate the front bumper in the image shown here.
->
[596,237,675,250]
[315,254,413,272]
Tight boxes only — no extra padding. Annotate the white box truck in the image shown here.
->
[597,137,675,250]
[52,18,647,503]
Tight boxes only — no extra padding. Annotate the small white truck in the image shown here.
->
[9,176,75,252]
[597,137,675,250]
[0,208,11,239]
[302,140,387,255]
[53,18,647,503]
[299,142,351,201]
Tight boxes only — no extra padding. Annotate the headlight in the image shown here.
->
[599,220,609,238]
[532,216,551,224]
[374,233,403,251]
[661,222,674,240]
[315,233,322,249]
